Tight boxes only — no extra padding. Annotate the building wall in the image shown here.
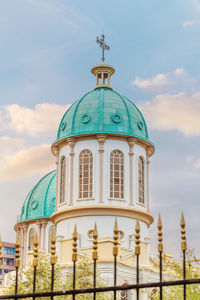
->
[0,242,15,286]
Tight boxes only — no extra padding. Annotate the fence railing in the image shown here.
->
[0,213,200,299]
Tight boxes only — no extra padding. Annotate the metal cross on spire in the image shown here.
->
[96,34,110,62]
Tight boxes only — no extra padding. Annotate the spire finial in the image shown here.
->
[96,34,110,62]
[92,34,114,89]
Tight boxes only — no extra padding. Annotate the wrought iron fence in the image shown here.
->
[0,213,200,299]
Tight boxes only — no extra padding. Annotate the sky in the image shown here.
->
[1,0,200,258]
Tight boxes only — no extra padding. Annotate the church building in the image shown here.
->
[14,37,158,299]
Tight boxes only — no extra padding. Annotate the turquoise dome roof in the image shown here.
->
[54,88,151,145]
[20,170,56,223]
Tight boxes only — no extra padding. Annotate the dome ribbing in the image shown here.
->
[20,170,56,222]
[53,88,152,146]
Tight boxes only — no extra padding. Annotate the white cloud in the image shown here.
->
[132,68,196,93]
[139,92,200,136]
[182,20,199,27]
[0,136,25,155]
[0,144,55,180]
[4,103,68,137]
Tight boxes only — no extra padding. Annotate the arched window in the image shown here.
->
[48,225,56,253]
[60,156,66,203]
[79,150,93,199]
[28,228,35,250]
[138,156,145,204]
[110,150,124,199]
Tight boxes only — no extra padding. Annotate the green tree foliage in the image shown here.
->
[151,250,200,300]
[4,255,113,300]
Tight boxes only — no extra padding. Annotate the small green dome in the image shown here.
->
[54,88,151,145]
[20,170,56,223]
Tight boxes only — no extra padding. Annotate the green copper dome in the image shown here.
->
[20,170,56,223]
[54,88,151,145]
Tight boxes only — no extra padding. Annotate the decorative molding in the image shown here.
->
[51,134,155,157]
[14,218,50,232]
[51,205,154,228]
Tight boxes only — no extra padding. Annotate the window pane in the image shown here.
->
[79,150,93,199]
[110,150,124,199]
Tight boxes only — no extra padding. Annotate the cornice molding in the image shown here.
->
[51,134,155,157]
[50,205,154,228]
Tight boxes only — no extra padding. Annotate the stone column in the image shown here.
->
[21,224,27,266]
[96,134,107,203]
[128,138,136,206]
[23,225,28,266]
[36,221,41,248]
[21,227,24,266]
[18,226,23,265]
[68,138,76,206]
[41,221,48,250]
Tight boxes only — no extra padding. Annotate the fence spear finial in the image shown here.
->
[135,219,140,255]
[33,232,39,267]
[158,214,163,253]
[51,229,57,265]
[181,212,187,251]
[72,225,78,262]
[113,218,119,256]
[15,232,20,268]
[93,223,98,260]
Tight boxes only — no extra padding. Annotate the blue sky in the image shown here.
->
[1,0,200,257]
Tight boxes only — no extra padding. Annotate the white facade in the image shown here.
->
[57,137,148,209]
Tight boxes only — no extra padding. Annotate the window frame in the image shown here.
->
[110,149,125,200]
[28,228,35,250]
[79,149,93,199]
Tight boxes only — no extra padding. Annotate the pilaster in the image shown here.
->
[96,134,107,203]
[41,220,48,250]
[128,138,136,206]
[21,224,28,266]
[146,147,152,212]
[68,138,76,206]
[36,221,41,248]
